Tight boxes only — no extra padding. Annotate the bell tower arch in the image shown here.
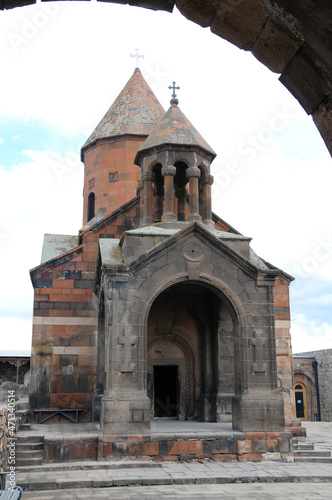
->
[134,94,216,228]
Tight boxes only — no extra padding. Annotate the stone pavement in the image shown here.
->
[301,421,332,453]
[21,482,332,499]
[18,459,332,490]
[16,422,332,498]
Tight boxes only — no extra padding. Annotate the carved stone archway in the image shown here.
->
[148,331,195,420]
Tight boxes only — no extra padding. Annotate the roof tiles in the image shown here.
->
[82,69,165,152]
[136,100,216,159]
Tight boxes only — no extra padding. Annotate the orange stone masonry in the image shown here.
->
[274,275,296,424]
[82,138,144,225]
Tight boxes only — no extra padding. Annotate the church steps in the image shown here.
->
[16,460,162,473]
[293,439,332,463]
[294,456,332,463]
[15,437,44,467]
[294,450,331,457]
[293,442,314,451]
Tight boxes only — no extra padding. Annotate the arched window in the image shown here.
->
[88,192,95,222]
[294,383,307,420]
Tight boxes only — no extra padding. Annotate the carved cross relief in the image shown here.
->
[118,332,137,374]
[250,333,269,374]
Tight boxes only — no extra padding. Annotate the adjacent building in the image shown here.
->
[294,349,332,422]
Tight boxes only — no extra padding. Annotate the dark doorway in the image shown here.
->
[295,384,305,419]
[154,366,178,418]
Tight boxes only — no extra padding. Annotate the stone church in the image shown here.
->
[29,68,296,459]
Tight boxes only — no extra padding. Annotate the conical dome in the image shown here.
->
[81,69,166,225]
[82,68,165,156]
[135,99,216,164]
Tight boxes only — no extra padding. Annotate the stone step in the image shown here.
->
[16,456,43,467]
[16,442,44,452]
[294,450,331,457]
[17,460,162,473]
[15,436,44,443]
[15,449,43,458]
[293,437,306,443]
[15,409,29,426]
[294,456,332,463]
[293,443,314,450]
[16,400,29,411]
[19,423,31,431]
[15,409,29,417]
[14,435,44,467]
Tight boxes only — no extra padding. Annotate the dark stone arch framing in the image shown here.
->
[97,221,285,433]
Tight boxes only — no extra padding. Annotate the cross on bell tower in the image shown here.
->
[168,81,180,100]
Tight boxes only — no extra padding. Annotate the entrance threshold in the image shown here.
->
[151,419,234,436]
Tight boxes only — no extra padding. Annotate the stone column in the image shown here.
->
[153,185,164,222]
[176,187,187,221]
[102,276,150,435]
[232,280,285,432]
[161,165,177,222]
[200,174,214,228]
[137,180,143,221]
[140,171,154,226]
[186,166,202,222]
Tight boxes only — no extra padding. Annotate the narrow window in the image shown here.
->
[88,192,95,222]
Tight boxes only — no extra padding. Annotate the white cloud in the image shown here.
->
[0,136,4,144]
[213,146,332,282]
[296,294,332,306]
[0,147,83,351]
[291,314,332,354]
[0,317,32,352]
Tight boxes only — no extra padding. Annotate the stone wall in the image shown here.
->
[100,431,293,463]
[29,199,141,421]
[41,430,293,463]
[294,349,332,422]
[82,137,145,226]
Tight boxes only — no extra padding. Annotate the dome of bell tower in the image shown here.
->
[135,91,216,228]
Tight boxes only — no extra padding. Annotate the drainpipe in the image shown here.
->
[312,360,321,421]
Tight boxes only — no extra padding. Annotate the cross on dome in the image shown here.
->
[130,48,144,69]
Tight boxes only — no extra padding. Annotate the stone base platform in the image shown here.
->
[17,421,294,464]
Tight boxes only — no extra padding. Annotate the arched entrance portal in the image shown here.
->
[147,281,236,423]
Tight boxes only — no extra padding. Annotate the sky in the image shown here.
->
[0,1,331,355]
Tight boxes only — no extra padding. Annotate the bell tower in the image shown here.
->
[134,86,216,228]
[81,68,165,226]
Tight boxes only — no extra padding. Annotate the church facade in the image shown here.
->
[29,69,296,459]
